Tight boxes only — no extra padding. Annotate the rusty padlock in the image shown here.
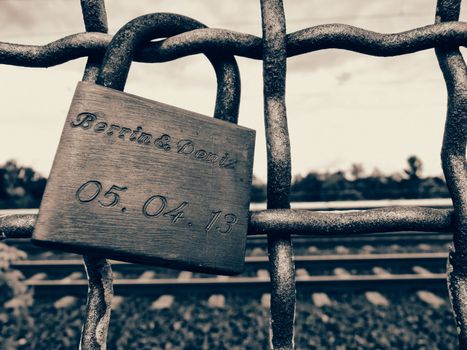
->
[32,14,255,275]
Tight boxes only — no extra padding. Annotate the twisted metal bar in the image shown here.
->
[81,0,108,82]
[80,255,113,350]
[1,22,467,67]
[80,0,108,34]
[287,22,467,57]
[434,1,467,349]
[249,207,454,235]
[261,1,295,349]
[78,2,113,350]
[0,207,456,240]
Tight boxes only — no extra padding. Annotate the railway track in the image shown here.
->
[5,232,453,258]
[2,200,453,299]
[13,252,449,296]
[27,274,447,297]
[12,252,448,274]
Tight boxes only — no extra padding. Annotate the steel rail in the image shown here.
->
[4,231,454,255]
[250,231,454,247]
[0,196,453,214]
[1,22,467,67]
[251,197,454,211]
[26,274,448,297]
[11,252,449,275]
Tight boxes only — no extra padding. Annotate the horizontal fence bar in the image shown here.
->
[250,207,454,235]
[0,206,455,240]
[1,22,466,67]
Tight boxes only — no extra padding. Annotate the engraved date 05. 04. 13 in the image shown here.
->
[75,180,238,234]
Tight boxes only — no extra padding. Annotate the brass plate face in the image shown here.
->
[32,82,255,275]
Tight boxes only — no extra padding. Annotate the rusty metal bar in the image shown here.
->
[1,23,467,67]
[0,207,456,240]
[434,1,467,349]
[78,2,113,350]
[261,1,295,349]
[81,0,108,82]
[250,207,454,235]
[80,0,108,34]
[0,213,36,240]
[80,256,113,350]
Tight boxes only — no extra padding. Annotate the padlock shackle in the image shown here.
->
[97,13,240,123]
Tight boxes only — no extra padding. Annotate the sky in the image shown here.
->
[0,0,466,182]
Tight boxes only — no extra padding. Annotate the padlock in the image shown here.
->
[32,14,255,275]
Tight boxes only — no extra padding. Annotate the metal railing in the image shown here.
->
[0,0,466,349]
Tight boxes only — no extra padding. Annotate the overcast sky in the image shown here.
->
[1,0,466,181]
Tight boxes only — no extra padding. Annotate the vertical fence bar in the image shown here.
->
[79,1,113,350]
[80,0,108,82]
[435,0,467,348]
[260,1,296,349]
[80,256,113,350]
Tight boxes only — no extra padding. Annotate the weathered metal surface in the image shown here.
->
[32,12,247,276]
[1,23,467,66]
[80,0,108,34]
[286,22,467,57]
[434,0,467,349]
[33,82,255,274]
[0,207,457,240]
[80,256,113,350]
[78,2,113,350]
[0,213,36,240]
[250,207,455,236]
[81,0,108,82]
[261,1,295,349]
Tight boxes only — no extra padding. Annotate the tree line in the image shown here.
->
[0,156,450,208]
[251,156,450,202]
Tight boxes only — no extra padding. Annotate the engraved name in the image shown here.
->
[70,112,238,169]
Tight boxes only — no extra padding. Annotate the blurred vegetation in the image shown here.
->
[0,160,46,209]
[0,157,450,207]
[251,155,450,202]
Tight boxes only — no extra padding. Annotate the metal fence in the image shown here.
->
[0,0,466,349]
